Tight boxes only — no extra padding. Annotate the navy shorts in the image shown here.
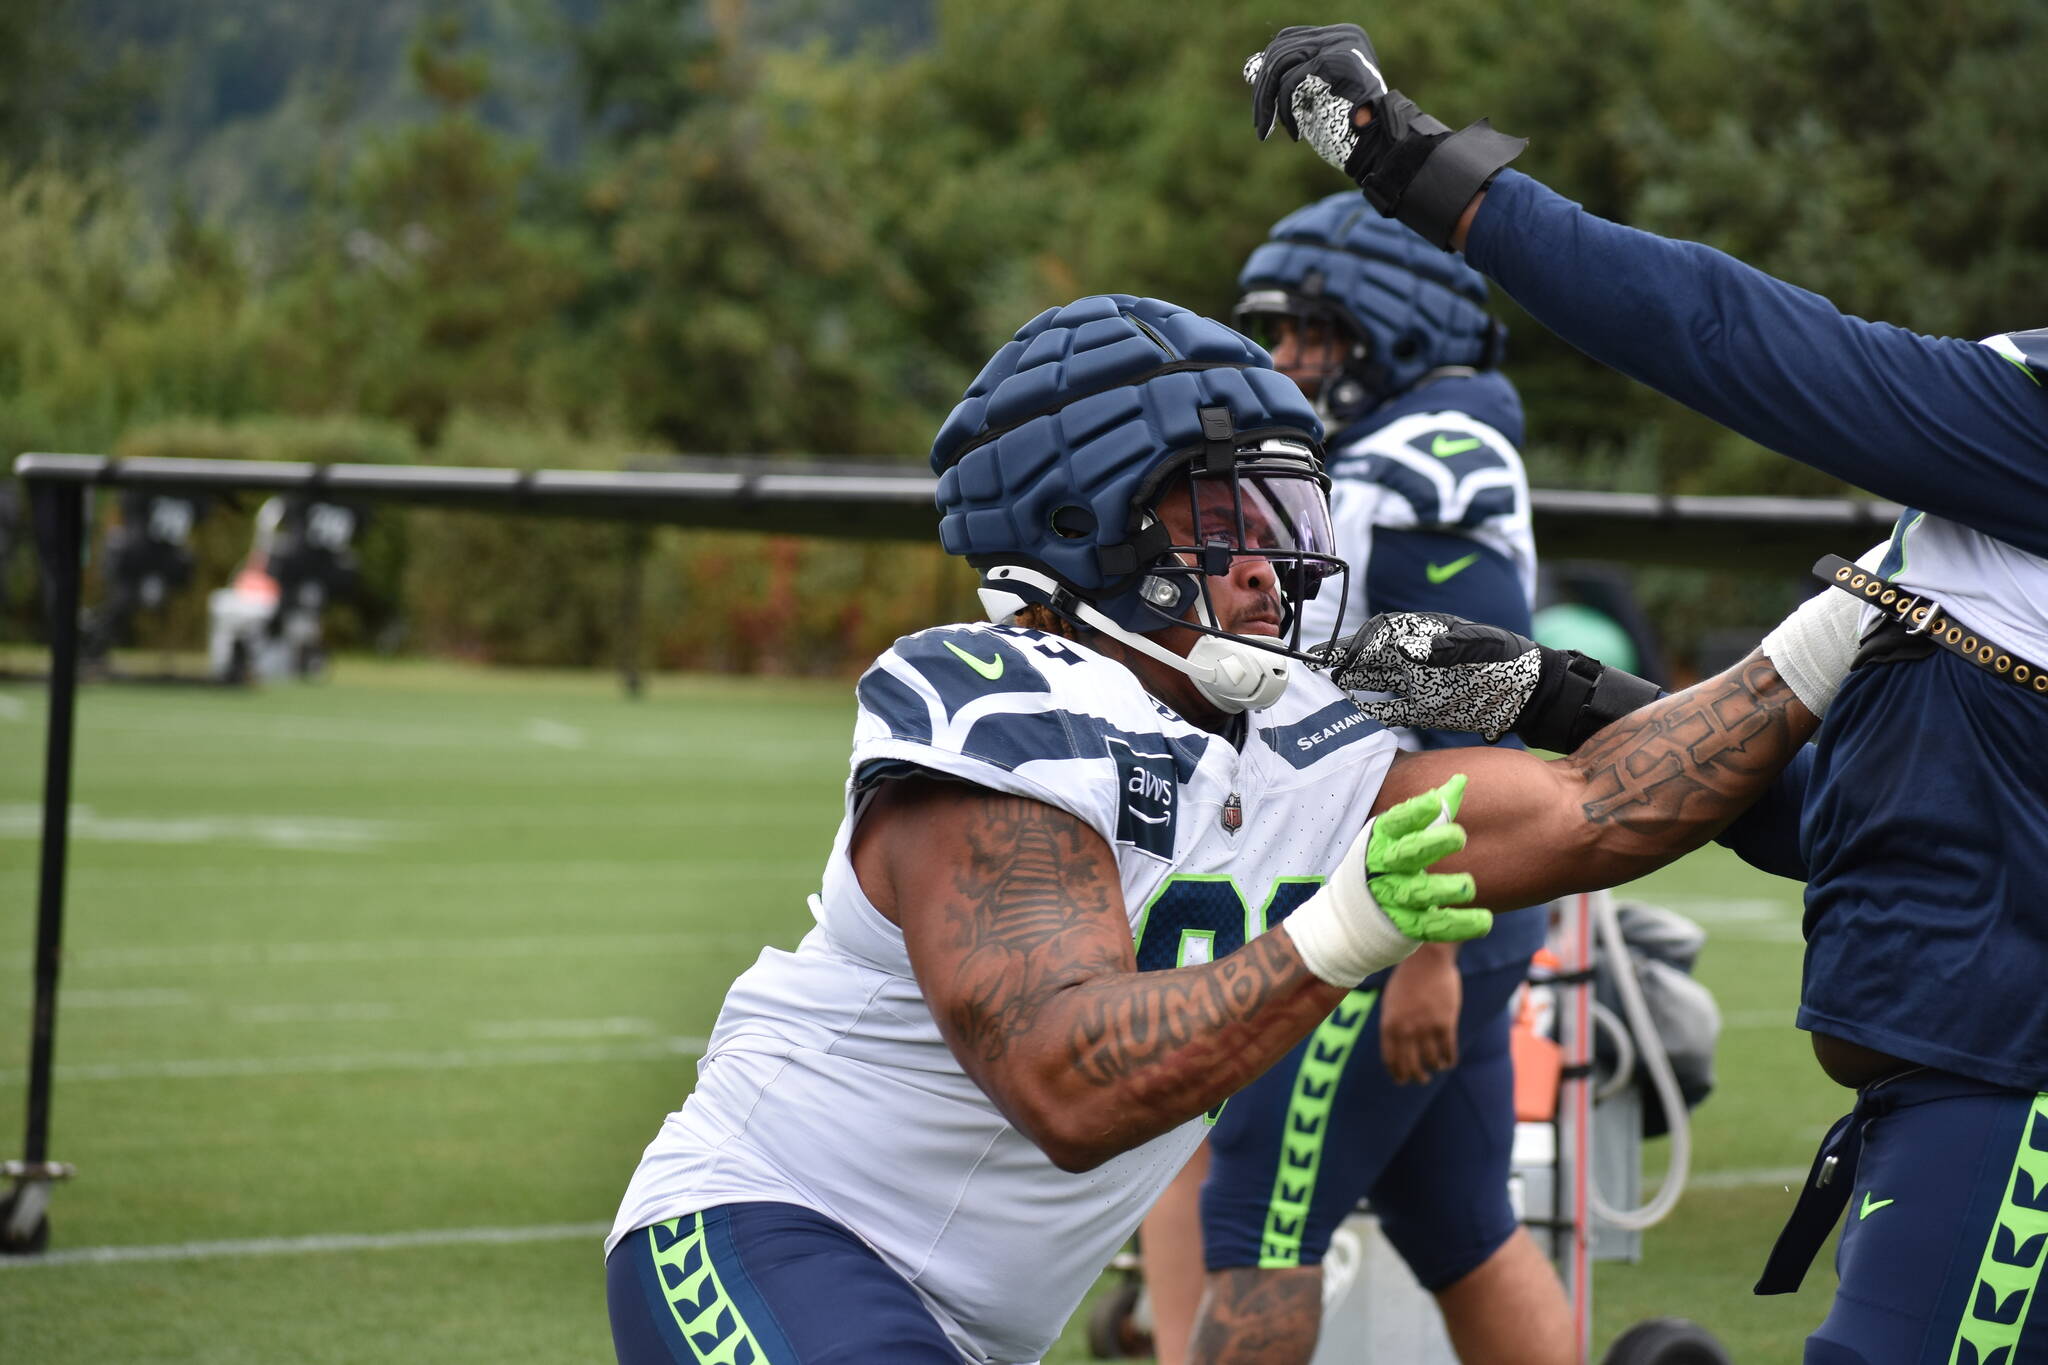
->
[606,1203,962,1364]
[1806,1081,2048,1365]
[1200,960,1524,1290]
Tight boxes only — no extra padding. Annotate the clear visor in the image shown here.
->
[1144,441,1346,656]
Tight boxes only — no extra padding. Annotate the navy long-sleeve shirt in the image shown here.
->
[1465,171,2048,558]
[1465,171,2048,1087]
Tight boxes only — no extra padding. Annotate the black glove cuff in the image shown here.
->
[1514,648,1664,753]
[1398,120,1525,249]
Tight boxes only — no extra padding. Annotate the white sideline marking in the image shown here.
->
[0,803,405,851]
[0,1220,611,1270]
[0,693,24,721]
[470,1016,655,1040]
[60,988,197,1010]
[2,929,776,974]
[0,1035,709,1086]
[522,718,586,749]
[234,1002,399,1024]
[1688,1165,1810,1191]
[59,858,819,896]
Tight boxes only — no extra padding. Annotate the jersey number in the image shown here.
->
[1132,875,1324,972]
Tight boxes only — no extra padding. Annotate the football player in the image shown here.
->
[605,294,1861,1365]
[1137,198,1571,1365]
[1246,24,2048,1361]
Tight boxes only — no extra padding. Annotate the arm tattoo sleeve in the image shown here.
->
[925,793,1339,1152]
[1565,651,1806,861]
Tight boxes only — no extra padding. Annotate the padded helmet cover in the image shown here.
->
[1236,192,1501,409]
[931,294,1326,619]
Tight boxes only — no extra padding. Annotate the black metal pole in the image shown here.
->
[618,527,649,699]
[13,483,84,1214]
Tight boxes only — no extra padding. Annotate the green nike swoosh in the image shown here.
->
[1430,435,1483,458]
[1425,553,1481,584]
[1859,1192,1895,1219]
[942,639,1004,680]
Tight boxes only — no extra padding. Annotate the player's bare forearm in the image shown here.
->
[868,780,1346,1172]
[1385,649,1815,907]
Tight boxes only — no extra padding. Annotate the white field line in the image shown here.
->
[0,1220,611,1270]
[1687,1165,1810,1191]
[0,1035,710,1086]
[56,857,817,894]
[0,692,24,721]
[469,1016,656,1040]
[522,718,586,749]
[61,708,836,765]
[0,1169,1823,1272]
[1720,1009,1799,1030]
[0,929,777,974]
[233,1002,400,1024]
[57,988,198,1010]
[0,804,407,851]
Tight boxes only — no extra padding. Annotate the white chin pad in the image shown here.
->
[1186,635,1292,713]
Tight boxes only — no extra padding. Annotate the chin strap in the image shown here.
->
[981,565,1292,714]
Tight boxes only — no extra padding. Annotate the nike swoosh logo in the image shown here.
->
[1430,435,1483,459]
[1426,553,1480,584]
[1859,1192,1895,1219]
[942,639,1004,680]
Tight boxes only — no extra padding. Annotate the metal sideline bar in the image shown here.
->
[13,452,1903,565]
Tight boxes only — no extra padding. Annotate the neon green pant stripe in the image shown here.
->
[1950,1093,2048,1364]
[1259,988,1378,1269]
[649,1215,774,1365]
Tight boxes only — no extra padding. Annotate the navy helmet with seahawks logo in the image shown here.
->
[930,294,1345,713]
[1234,192,1505,422]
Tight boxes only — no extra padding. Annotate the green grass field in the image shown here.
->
[0,660,1846,1362]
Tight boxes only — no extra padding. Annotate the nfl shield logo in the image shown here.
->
[1221,792,1242,834]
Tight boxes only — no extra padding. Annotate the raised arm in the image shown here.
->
[1244,25,2048,558]
[854,777,1351,1172]
[1461,174,2048,559]
[1375,650,1815,909]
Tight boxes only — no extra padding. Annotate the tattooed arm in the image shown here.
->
[849,776,1350,1172]
[1375,649,1816,910]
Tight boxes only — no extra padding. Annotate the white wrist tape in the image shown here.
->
[1281,816,1421,988]
[1760,541,1888,719]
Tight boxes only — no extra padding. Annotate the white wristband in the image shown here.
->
[1760,540,1888,719]
[1281,816,1421,988]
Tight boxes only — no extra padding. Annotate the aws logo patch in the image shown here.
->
[1107,735,1177,861]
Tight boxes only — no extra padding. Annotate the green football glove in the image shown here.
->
[1365,774,1491,943]
[1284,773,1492,988]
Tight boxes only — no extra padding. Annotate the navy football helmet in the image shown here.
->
[1233,193,1504,422]
[931,295,1345,712]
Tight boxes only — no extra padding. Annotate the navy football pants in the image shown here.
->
[607,1203,961,1364]
[1805,1080,2048,1364]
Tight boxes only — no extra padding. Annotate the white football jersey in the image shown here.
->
[1300,405,1537,646]
[1876,510,2048,659]
[608,622,1399,1364]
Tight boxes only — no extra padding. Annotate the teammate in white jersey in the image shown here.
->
[606,293,1860,1365]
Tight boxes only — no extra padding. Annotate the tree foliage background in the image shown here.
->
[2,0,2044,669]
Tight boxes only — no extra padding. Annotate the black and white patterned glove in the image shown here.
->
[1316,611,1665,751]
[1319,613,1543,741]
[1244,25,1528,249]
[1244,24,1388,171]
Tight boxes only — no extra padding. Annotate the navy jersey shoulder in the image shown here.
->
[1334,369,1526,450]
